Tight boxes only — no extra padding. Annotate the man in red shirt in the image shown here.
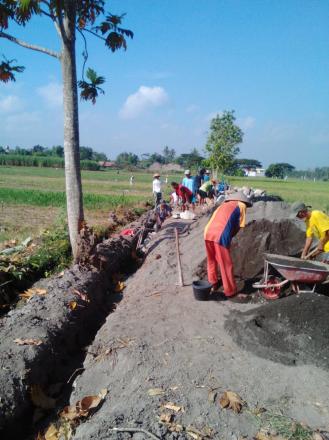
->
[204,192,252,298]
[171,182,193,210]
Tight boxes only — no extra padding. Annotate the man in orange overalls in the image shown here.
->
[204,192,252,298]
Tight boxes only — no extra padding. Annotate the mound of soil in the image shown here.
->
[231,218,305,280]
[225,293,329,370]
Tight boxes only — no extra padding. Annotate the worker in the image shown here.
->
[204,192,252,299]
[155,199,172,230]
[203,170,211,182]
[171,181,193,211]
[152,173,162,207]
[197,179,216,205]
[290,202,329,263]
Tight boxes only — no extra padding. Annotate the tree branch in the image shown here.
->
[55,0,69,45]
[81,27,106,42]
[0,30,60,59]
[77,27,88,80]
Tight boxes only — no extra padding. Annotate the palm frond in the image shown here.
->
[0,57,25,83]
[78,68,105,104]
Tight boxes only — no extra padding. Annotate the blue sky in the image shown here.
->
[0,0,328,168]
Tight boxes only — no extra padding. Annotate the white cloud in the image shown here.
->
[0,95,23,113]
[239,116,256,130]
[37,81,62,107]
[119,85,168,119]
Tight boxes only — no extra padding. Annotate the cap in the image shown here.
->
[184,169,190,175]
[290,201,311,218]
[205,169,210,174]
[225,191,253,207]
[153,173,160,178]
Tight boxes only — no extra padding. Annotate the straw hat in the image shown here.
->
[290,201,311,218]
[153,173,160,178]
[225,191,253,207]
[184,169,191,175]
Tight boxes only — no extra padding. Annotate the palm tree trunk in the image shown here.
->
[61,4,84,261]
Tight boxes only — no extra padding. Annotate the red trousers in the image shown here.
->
[205,240,237,297]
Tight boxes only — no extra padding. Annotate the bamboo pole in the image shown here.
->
[175,227,184,287]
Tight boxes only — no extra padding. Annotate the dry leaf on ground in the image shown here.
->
[159,413,173,423]
[115,281,125,292]
[73,289,90,302]
[14,338,43,346]
[68,301,77,310]
[313,433,325,440]
[44,424,60,440]
[148,388,165,396]
[208,390,217,403]
[219,390,243,413]
[168,423,184,433]
[20,288,47,301]
[60,389,107,421]
[30,385,56,409]
[162,402,184,412]
[254,431,285,440]
[186,425,214,440]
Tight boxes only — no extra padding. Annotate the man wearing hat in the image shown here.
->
[152,173,162,207]
[203,170,211,183]
[204,191,252,298]
[291,202,329,263]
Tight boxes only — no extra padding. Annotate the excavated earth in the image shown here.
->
[1,201,329,439]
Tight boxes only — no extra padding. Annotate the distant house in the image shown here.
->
[98,161,116,168]
[243,167,265,177]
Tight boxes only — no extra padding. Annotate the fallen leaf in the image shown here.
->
[58,271,65,277]
[68,301,77,310]
[20,288,47,301]
[115,281,125,292]
[148,388,165,396]
[73,289,90,302]
[170,386,179,391]
[30,385,56,409]
[313,433,324,440]
[162,402,184,412]
[60,389,107,421]
[208,390,217,403]
[168,423,183,433]
[14,338,43,346]
[254,432,285,440]
[159,413,173,423]
[187,432,199,440]
[219,390,243,413]
[44,424,60,440]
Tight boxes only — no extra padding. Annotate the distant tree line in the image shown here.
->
[0,145,107,170]
[115,146,206,170]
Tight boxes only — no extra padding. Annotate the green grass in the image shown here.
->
[228,176,329,212]
[0,187,148,209]
[0,166,328,211]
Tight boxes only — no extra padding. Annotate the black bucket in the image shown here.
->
[192,280,212,301]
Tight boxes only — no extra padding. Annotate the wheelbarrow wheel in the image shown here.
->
[261,276,283,300]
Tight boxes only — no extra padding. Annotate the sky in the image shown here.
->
[0,0,328,169]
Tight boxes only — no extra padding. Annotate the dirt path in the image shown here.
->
[67,205,329,439]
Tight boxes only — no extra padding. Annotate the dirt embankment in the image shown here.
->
[1,201,328,440]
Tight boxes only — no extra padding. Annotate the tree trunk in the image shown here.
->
[61,3,84,261]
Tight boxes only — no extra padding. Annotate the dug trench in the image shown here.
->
[1,201,329,439]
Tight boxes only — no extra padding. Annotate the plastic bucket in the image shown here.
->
[192,280,212,301]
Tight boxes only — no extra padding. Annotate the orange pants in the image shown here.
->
[205,240,237,297]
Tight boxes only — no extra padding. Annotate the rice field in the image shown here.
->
[0,166,328,244]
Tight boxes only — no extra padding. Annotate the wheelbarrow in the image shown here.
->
[253,253,329,300]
